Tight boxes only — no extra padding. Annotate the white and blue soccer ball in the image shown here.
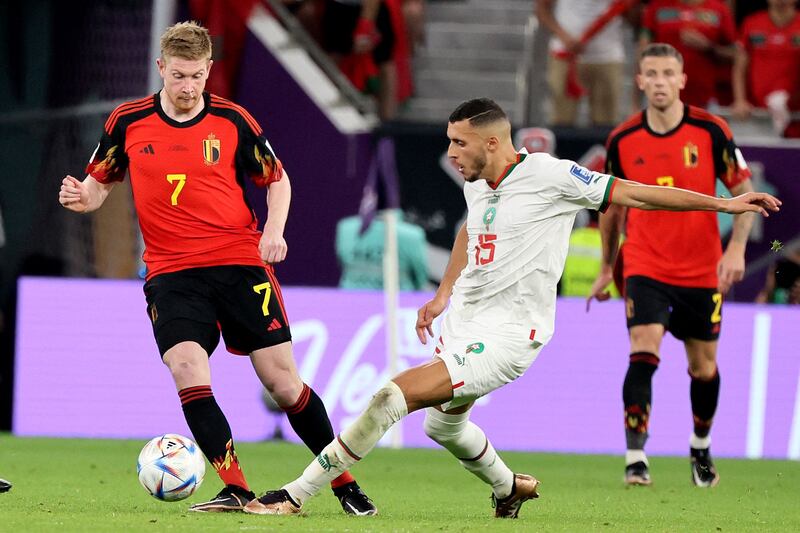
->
[137,433,206,501]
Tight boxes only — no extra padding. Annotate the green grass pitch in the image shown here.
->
[1,434,799,532]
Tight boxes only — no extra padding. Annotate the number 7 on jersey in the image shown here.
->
[167,174,187,205]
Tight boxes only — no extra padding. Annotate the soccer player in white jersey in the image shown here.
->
[243,98,781,519]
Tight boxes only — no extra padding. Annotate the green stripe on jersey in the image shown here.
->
[599,176,616,213]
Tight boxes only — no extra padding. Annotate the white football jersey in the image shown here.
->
[449,151,616,347]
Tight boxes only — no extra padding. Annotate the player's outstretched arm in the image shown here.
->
[260,170,291,264]
[58,175,114,213]
[416,222,468,344]
[610,179,781,216]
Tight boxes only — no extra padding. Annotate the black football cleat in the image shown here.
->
[625,461,652,486]
[189,484,255,512]
[334,482,377,516]
[690,447,720,487]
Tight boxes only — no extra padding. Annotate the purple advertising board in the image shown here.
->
[14,277,800,459]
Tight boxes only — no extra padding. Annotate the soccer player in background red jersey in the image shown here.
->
[639,0,736,108]
[732,0,800,137]
[58,21,376,516]
[589,43,756,488]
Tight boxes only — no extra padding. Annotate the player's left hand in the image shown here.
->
[717,248,745,295]
[259,227,287,264]
[723,192,781,216]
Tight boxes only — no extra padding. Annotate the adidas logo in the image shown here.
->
[634,156,645,165]
[139,144,155,155]
[267,318,282,331]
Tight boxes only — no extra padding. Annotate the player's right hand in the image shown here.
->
[586,268,614,312]
[416,297,447,344]
[59,175,90,213]
[723,191,781,216]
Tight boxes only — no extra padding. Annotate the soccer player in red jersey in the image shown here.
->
[589,43,756,488]
[58,21,376,515]
[732,0,800,136]
[639,0,736,108]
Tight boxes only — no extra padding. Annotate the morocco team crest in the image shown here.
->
[203,133,220,165]
[466,342,485,354]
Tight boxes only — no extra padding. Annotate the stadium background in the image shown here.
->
[1,0,798,462]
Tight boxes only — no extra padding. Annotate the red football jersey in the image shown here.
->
[642,0,736,107]
[87,92,284,279]
[605,105,751,288]
[737,10,800,108]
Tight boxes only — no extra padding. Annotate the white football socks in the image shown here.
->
[284,380,408,505]
[690,433,711,450]
[625,449,648,466]
[423,408,514,499]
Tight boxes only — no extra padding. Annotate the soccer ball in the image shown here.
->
[137,434,206,501]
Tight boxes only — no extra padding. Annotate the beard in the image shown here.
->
[173,93,198,111]
[463,153,487,182]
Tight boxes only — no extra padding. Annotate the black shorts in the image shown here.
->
[625,275,722,341]
[322,0,395,65]
[143,265,292,357]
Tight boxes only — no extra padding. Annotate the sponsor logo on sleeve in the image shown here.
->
[570,164,595,185]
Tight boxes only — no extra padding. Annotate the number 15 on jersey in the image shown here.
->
[475,234,496,265]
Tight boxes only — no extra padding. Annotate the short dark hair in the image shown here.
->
[640,42,683,65]
[449,98,508,127]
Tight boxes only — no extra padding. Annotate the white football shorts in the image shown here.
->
[434,312,542,411]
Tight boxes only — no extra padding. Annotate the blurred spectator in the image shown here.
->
[536,0,632,127]
[732,0,800,137]
[756,249,800,304]
[402,0,426,53]
[562,213,623,298]
[319,0,413,120]
[189,0,260,98]
[282,1,324,41]
[639,0,736,108]
[336,210,428,290]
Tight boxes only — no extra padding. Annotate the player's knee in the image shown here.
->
[629,327,662,353]
[423,409,466,446]
[163,346,207,383]
[688,362,718,381]
[269,381,304,407]
[366,381,408,427]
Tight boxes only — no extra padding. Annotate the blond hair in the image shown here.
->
[160,21,212,61]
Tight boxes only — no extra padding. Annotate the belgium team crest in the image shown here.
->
[203,133,220,165]
[683,142,698,168]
